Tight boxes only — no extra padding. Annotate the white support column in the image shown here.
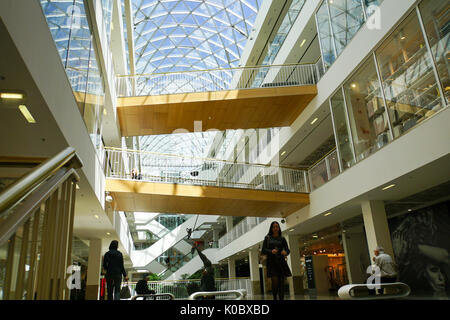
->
[286,234,304,296]
[361,200,394,260]
[228,257,236,279]
[225,216,233,232]
[85,239,103,300]
[248,249,261,296]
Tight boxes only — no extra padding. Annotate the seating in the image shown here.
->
[338,282,411,300]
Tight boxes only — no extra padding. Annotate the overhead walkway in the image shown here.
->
[116,63,319,136]
[104,148,310,218]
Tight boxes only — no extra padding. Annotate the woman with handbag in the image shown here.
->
[261,221,292,300]
[102,240,128,300]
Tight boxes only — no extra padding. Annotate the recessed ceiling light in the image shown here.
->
[408,208,412,212]
[106,232,111,236]
[18,105,36,123]
[281,151,286,156]
[324,212,332,216]
[382,184,395,190]
[0,92,24,100]
[94,214,99,219]
[310,117,318,125]
[351,83,357,88]
[300,39,306,47]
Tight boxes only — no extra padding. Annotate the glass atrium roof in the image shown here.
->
[131,0,263,75]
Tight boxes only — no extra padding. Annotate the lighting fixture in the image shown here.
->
[351,83,357,88]
[382,184,395,190]
[94,215,99,219]
[18,105,36,123]
[281,151,286,156]
[300,39,306,47]
[312,235,318,238]
[106,232,111,236]
[76,184,80,190]
[408,209,412,212]
[310,117,318,125]
[0,92,24,100]
[324,212,332,216]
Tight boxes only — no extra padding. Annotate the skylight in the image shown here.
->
[130,0,263,75]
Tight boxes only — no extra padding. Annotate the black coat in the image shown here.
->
[262,235,292,277]
[102,249,127,277]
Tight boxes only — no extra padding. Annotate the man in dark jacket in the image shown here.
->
[135,274,156,300]
[102,240,128,300]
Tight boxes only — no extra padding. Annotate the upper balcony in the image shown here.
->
[103,147,310,218]
[115,62,322,136]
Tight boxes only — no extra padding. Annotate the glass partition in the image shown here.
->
[343,56,392,161]
[375,10,444,137]
[418,0,450,105]
[316,2,337,70]
[316,0,384,72]
[41,0,106,153]
[330,90,355,170]
[328,0,365,56]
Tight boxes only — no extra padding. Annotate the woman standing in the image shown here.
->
[102,240,128,300]
[262,221,292,300]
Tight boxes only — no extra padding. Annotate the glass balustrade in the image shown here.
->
[104,148,309,193]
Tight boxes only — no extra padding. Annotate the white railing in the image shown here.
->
[308,149,340,191]
[104,148,309,193]
[116,63,319,97]
[218,216,267,248]
[127,278,253,299]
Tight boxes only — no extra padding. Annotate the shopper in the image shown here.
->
[372,245,397,294]
[261,221,292,300]
[135,274,156,300]
[102,240,128,300]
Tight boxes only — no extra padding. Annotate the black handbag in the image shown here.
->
[120,282,131,299]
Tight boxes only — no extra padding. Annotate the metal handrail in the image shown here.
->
[117,60,322,78]
[0,147,82,214]
[104,147,304,171]
[0,168,80,246]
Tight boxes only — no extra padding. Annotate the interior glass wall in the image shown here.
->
[418,0,450,105]
[316,0,384,71]
[316,2,336,70]
[328,0,365,56]
[375,10,444,137]
[343,56,391,161]
[330,89,355,170]
[41,0,106,153]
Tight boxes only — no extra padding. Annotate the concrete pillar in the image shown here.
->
[342,226,371,284]
[361,200,394,260]
[225,216,233,232]
[286,234,304,295]
[228,257,236,279]
[248,249,261,296]
[212,227,220,243]
[85,239,103,300]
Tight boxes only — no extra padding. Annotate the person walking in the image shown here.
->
[102,240,128,300]
[372,245,397,294]
[261,221,292,300]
